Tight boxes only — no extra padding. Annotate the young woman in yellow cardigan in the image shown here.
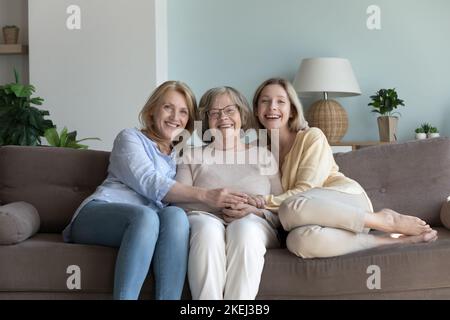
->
[227,78,437,258]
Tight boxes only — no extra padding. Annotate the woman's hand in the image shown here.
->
[246,194,266,209]
[222,203,264,223]
[201,188,248,209]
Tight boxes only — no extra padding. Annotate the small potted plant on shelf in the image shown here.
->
[368,88,405,142]
[2,25,20,44]
[420,122,432,136]
[415,127,426,140]
[428,126,440,139]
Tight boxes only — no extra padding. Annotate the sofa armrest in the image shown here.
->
[0,201,40,245]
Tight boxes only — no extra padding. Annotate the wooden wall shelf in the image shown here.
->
[330,140,394,152]
[0,44,28,55]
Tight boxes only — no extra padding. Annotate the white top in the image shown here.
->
[174,144,283,228]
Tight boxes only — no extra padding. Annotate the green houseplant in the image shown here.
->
[368,88,405,142]
[427,125,440,139]
[414,123,440,140]
[415,127,426,140]
[44,126,100,149]
[0,69,54,146]
[420,122,432,134]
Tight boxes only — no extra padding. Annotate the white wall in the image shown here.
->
[29,0,167,151]
[0,0,28,84]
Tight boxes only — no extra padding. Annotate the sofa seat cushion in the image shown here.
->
[0,233,154,295]
[258,227,450,299]
[3,230,450,299]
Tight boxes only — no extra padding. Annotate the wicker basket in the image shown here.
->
[3,26,19,44]
[306,99,348,143]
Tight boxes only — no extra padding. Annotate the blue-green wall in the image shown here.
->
[168,0,450,141]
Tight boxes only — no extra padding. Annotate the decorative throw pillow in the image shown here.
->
[440,198,450,230]
[0,201,40,245]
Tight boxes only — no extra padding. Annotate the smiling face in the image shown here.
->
[151,89,189,142]
[256,84,293,131]
[208,93,242,140]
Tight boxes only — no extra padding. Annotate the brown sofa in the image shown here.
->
[1,138,450,299]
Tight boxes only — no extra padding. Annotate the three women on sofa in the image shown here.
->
[63,77,437,301]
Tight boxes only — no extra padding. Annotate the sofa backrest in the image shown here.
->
[1,138,449,233]
[0,146,110,233]
[334,137,450,227]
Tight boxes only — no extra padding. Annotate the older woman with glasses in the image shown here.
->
[174,86,282,300]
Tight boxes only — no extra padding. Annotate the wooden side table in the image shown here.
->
[330,141,393,153]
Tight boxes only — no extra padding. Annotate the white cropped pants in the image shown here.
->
[279,188,378,259]
[187,212,279,300]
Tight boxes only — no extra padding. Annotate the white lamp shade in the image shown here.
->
[293,57,361,98]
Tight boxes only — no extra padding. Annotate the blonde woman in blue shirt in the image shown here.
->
[63,81,248,300]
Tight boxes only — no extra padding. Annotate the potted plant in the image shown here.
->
[420,122,431,136]
[44,126,100,149]
[0,69,54,146]
[428,126,440,139]
[2,25,19,44]
[368,88,405,142]
[415,127,426,140]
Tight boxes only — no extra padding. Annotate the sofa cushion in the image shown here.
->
[0,233,154,297]
[0,146,110,233]
[441,198,450,229]
[258,227,450,299]
[335,138,450,227]
[2,231,450,299]
[0,202,40,245]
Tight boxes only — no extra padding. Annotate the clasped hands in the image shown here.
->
[204,188,266,222]
[222,193,267,223]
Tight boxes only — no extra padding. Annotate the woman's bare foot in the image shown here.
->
[365,208,432,236]
[376,229,438,246]
[397,229,438,244]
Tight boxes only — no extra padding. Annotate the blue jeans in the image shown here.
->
[70,200,189,300]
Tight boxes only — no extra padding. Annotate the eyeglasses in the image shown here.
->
[206,105,238,119]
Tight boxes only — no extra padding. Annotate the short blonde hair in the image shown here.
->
[252,78,308,132]
[139,80,197,143]
[198,86,254,139]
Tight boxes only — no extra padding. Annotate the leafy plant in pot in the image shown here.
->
[0,69,54,146]
[428,126,440,139]
[45,126,100,149]
[368,88,405,142]
[416,122,440,139]
[415,127,426,140]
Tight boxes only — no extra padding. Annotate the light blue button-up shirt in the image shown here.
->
[63,128,177,242]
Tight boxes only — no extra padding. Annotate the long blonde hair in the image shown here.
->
[139,80,197,146]
[252,78,308,132]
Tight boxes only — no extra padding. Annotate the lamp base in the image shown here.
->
[306,99,348,143]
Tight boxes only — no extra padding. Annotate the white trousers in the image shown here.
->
[279,188,377,259]
[187,212,279,300]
